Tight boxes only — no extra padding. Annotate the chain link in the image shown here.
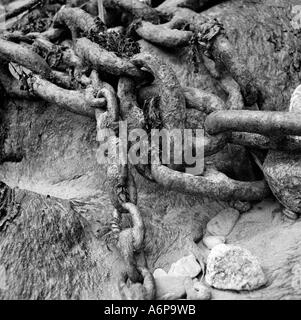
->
[96,77,155,299]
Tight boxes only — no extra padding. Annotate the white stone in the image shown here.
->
[185,278,211,300]
[206,208,240,236]
[205,244,267,291]
[168,254,202,278]
[203,235,226,250]
[153,268,167,278]
[0,265,7,290]
[155,275,188,300]
[291,5,301,30]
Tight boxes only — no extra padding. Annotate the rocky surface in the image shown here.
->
[206,244,267,291]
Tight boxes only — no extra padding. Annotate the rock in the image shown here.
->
[206,208,240,236]
[291,5,301,30]
[185,278,211,300]
[230,200,252,213]
[0,265,7,291]
[153,268,167,278]
[154,275,188,300]
[168,254,202,278]
[283,208,299,220]
[205,244,267,291]
[203,235,226,250]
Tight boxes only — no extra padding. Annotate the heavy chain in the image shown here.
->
[95,75,155,300]
[1,3,292,300]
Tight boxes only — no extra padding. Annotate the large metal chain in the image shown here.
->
[95,75,155,300]
[1,4,290,299]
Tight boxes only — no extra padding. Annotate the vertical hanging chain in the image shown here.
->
[95,78,155,300]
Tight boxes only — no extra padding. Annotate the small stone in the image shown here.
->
[0,265,7,291]
[230,200,252,213]
[291,5,301,30]
[155,275,188,300]
[283,208,298,220]
[203,235,226,250]
[205,244,267,291]
[153,268,167,278]
[168,254,202,278]
[185,278,211,300]
[206,208,240,236]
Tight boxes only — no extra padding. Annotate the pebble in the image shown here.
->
[153,268,167,278]
[203,235,226,250]
[168,254,202,278]
[230,200,252,213]
[206,208,240,236]
[205,244,267,291]
[185,278,211,300]
[155,275,188,300]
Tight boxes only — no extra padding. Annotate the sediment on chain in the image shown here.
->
[75,38,148,80]
[5,28,66,42]
[97,85,119,123]
[95,83,138,212]
[131,52,186,130]
[104,0,160,24]
[156,0,207,12]
[205,110,301,136]
[182,86,225,113]
[105,151,138,213]
[137,82,228,158]
[151,163,270,201]
[53,6,105,38]
[117,266,155,300]
[0,66,35,99]
[114,203,144,283]
[0,64,106,117]
[135,21,193,48]
[0,0,43,20]
[29,74,106,117]
[150,6,259,107]
[138,84,225,114]
[219,76,245,111]
[0,39,52,79]
[230,133,301,152]
[210,35,259,107]
[33,28,65,41]
[132,52,186,172]
[117,77,145,129]
[32,37,83,70]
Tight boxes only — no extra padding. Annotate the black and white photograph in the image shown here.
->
[0,0,301,303]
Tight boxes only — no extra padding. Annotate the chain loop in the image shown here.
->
[94,77,152,292]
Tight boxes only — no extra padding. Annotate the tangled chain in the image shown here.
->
[2,0,300,300]
[196,18,225,57]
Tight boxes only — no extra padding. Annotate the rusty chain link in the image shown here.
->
[95,76,155,299]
